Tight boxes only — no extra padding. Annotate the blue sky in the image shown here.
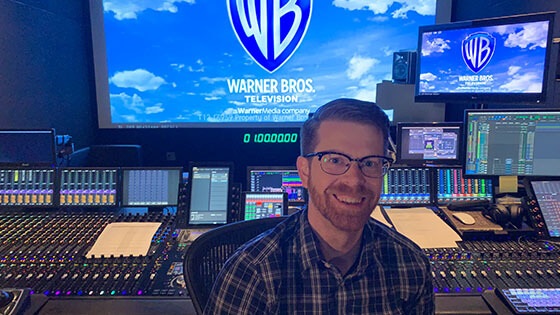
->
[101,0,436,126]
[418,20,550,94]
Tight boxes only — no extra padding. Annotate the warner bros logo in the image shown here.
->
[461,32,496,74]
[227,0,312,73]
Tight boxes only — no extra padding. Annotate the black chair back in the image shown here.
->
[183,216,287,315]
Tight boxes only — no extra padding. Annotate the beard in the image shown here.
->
[307,177,379,232]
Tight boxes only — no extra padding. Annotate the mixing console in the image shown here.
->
[1,209,560,314]
[426,239,560,294]
[0,210,188,298]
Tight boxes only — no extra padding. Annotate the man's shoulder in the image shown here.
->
[231,213,300,265]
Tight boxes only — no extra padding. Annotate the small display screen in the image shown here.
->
[188,165,232,225]
[122,168,181,206]
[242,192,287,220]
[397,122,462,166]
[529,180,560,238]
[248,167,305,204]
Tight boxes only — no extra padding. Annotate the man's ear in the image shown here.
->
[297,156,310,188]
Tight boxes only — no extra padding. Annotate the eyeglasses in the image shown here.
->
[304,151,392,178]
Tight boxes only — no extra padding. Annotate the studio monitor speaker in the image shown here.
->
[392,51,417,84]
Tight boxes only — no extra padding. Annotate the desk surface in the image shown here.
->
[25,294,502,315]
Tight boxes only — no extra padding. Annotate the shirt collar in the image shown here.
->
[295,208,377,275]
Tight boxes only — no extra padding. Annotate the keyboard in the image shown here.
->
[496,288,560,314]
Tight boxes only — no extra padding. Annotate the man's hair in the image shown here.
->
[300,98,390,155]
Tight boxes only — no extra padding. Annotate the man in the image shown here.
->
[205,98,434,314]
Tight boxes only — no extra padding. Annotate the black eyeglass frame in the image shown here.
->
[303,151,393,178]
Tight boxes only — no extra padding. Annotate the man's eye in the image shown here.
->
[326,157,342,164]
[363,159,380,168]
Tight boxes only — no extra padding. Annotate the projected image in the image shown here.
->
[418,20,550,95]
[93,1,435,127]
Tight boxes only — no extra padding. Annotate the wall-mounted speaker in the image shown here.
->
[392,51,417,84]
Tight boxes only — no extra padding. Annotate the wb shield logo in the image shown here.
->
[227,0,312,73]
[462,32,495,73]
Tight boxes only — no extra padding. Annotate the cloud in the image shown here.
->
[188,59,205,72]
[502,21,549,50]
[420,72,437,81]
[110,69,166,91]
[507,66,521,76]
[111,92,145,113]
[110,92,165,115]
[202,88,226,101]
[346,55,379,80]
[332,0,436,18]
[421,37,450,56]
[500,72,542,92]
[145,103,165,114]
[104,0,196,20]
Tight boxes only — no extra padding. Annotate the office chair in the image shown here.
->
[183,216,287,315]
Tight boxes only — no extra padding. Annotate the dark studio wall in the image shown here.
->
[0,0,558,186]
[0,0,96,148]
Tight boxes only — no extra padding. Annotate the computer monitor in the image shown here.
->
[121,167,182,207]
[464,109,560,178]
[241,192,287,221]
[58,167,118,207]
[396,122,462,166]
[525,179,560,238]
[435,167,493,205]
[0,168,56,207]
[415,12,555,104]
[187,163,233,225]
[247,166,306,205]
[379,167,431,206]
[0,129,56,167]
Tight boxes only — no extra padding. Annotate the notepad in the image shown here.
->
[87,222,161,258]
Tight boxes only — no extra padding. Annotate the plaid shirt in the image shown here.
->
[204,209,434,314]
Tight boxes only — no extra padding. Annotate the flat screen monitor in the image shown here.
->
[464,109,560,177]
[0,168,56,207]
[396,122,462,166]
[58,168,118,207]
[0,129,56,167]
[247,166,305,205]
[379,167,431,206]
[526,179,560,238]
[435,167,493,205]
[241,192,287,221]
[89,0,436,128]
[415,12,554,104]
[187,163,232,225]
[121,167,182,207]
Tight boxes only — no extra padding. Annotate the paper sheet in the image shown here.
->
[87,222,161,258]
[382,207,462,248]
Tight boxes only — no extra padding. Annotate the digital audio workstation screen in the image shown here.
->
[530,180,560,238]
[59,168,118,206]
[188,166,230,225]
[248,168,305,204]
[397,123,462,165]
[122,168,181,206]
[465,110,560,176]
[243,192,286,221]
[436,168,493,204]
[0,168,55,206]
[380,167,431,206]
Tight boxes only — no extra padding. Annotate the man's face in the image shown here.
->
[297,120,385,232]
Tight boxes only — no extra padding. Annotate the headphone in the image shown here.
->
[483,204,524,228]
